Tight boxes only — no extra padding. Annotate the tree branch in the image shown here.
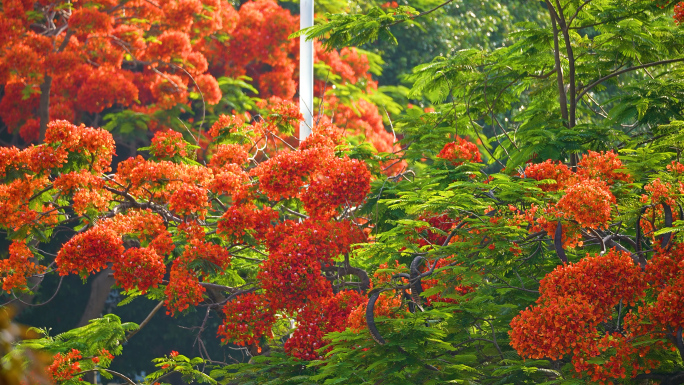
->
[126,300,164,340]
[546,1,569,127]
[388,0,456,27]
[77,369,137,385]
[576,58,684,103]
[567,0,595,27]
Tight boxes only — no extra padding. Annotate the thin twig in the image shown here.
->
[577,58,684,102]
[4,276,62,308]
[388,0,457,26]
[77,369,137,385]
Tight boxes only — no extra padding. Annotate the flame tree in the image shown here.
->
[5,0,684,384]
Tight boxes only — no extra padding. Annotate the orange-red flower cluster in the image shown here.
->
[56,227,125,276]
[54,170,113,215]
[149,130,191,159]
[251,148,327,200]
[412,212,459,248]
[510,249,656,381]
[169,183,210,218]
[347,293,404,333]
[218,292,276,346]
[164,238,233,315]
[675,1,684,23]
[47,349,83,382]
[219,219,367,352]
[556,179,615,229]
[113,247,166,293]
[209,144,250,169]
[525,160,572,191]
[0,0,227,142]
[301,156,372,218]
[577,150,631,184]
[165,262,206,316]
[105,210,175,257]
[285,290,365,360]
[0,121,114,230]
[643,244,684,330]
[218,204,277,242]
[208,163,251,202]
[521,151,630,247]
[437,137,482,165]
[252,144,371,218]
[0,241,46,292]
[208,114,246,139]
[258,97,302,134]
[4,98,377,361]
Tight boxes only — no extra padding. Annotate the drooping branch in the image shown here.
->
[365,291,386,345]
[322,263,371,292]
[3,276,63,308]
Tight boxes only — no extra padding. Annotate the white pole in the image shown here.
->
[299,0,314,141]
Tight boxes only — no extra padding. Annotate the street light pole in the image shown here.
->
[299,0,314,141]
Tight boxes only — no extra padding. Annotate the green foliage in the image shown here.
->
[291,7,420,49]
[15,314,137,357]
[10,314,136,383]
[215,76,259,115]
[211,350,320,385]
[103,110,151,139]
[144,354,216,385]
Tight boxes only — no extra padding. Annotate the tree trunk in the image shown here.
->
[38,75,53,143]
[77,270,115,384]
[77,269,115,327]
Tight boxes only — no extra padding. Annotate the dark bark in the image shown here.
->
[409,256,425,304]
[366,291,386,345]
[553,221,568,263]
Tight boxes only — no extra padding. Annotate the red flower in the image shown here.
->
[525,160,572,191]
[150,130,190,159]
[556,179,615,229]
[437,137,482,165]
[56,227,124,276]
[47,349,83,382]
